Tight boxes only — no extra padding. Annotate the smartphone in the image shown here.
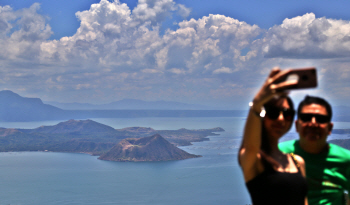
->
[278,67,317,89]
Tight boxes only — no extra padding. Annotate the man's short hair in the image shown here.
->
[297,95,333,120]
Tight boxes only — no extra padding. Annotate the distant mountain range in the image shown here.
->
[2,90,350,122]
[45,99,217,110]
[0,90,66,121]
[0,90,246,122]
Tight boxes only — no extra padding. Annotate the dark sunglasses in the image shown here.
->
[299,113,330,123]
[264,106,295,121]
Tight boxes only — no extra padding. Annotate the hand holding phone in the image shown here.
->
[275,67,317,90]
[251,67,317,110]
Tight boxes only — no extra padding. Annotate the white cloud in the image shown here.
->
[169,68,186,74]
[0,6,15,36]
[76,83,95,90]
[0,3,52,61]
[176,4,191,18]
[132,0,176,25]
[262,13,350,58]
[213,67,233,74]
[1,2,350,107]
[37,3,261,80]
[161,14,262,75]
[142,68,163,73]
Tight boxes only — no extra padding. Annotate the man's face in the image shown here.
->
[296,103,333,147]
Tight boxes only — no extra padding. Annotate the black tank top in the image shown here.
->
[246,154,308,205]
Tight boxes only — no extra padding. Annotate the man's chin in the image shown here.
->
[304,135,321,142]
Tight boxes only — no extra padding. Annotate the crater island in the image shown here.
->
[98,134,201,162]
[0,119,224,161]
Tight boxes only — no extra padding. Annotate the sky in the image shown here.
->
[1,0,350,109]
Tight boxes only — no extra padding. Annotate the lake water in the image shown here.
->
[0,117,349,205]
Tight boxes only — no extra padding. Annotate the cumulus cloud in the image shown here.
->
[37,1,261,79]
[1,1,350,107]
[0,5,15,36]
[213,67,234,74]
[0,3,52,61]
[132,0,176,25]
[161,14,261,74]
[176,4,191,18]
[263,13,350,59]
[169,68,186,74]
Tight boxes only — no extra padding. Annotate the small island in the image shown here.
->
[98,134,201,162]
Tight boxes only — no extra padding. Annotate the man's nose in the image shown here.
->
[311,116,317,124]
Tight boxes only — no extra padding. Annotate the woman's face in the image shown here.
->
[263,98,293,140]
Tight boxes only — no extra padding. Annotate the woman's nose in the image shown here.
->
[278,111,284,120]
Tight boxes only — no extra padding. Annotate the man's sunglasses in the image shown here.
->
[264,106,295,121]
[298,113,330,123]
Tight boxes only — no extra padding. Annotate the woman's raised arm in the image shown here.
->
[239,67,297,181]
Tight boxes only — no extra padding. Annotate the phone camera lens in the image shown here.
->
[302,75,308,81]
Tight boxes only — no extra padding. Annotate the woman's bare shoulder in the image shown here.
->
[292,154,305,166]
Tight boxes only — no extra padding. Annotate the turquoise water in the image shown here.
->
[0,117,349,205]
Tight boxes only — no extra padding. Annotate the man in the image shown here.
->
[279,95,350,205]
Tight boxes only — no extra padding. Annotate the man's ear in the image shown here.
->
[295,120,299,133]
[328,122,334,134]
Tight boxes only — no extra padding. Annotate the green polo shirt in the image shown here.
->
[279,140,350,205]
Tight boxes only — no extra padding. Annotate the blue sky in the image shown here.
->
[1,0,350,109]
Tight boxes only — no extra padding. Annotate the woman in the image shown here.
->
[239,68,308,205]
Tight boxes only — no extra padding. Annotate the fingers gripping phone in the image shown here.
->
[278,67,317,90]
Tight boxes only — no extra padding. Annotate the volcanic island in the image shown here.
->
[98,134,200,162]
[0,119,224,162]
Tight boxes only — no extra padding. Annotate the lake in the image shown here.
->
[0,117,349,205]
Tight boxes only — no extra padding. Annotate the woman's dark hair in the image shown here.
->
[238,96,294,166]
[261,96,294,155]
